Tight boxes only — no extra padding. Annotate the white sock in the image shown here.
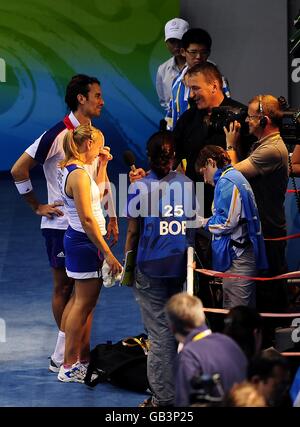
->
[51,330,65,364]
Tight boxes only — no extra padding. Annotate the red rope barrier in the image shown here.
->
[280,352,300,356]
[203,307,300,317]
[264,233,300,241]
[287,189,300,193]
[195,268,300,281]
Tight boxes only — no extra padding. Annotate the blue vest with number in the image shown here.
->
[127,171,196,278]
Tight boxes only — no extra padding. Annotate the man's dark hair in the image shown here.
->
[195,145,231,172]
[65,74,100,112]
[223,306,263,361]
[181,28,212,51]
[186,62,223,89]
[146,131,175,178]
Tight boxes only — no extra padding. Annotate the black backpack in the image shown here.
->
[84,334,149,392]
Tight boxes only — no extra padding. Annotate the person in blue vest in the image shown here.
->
[195,145,268,308]
[124,130,196,407]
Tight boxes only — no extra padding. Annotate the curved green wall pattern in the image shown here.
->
[0,0,179,171]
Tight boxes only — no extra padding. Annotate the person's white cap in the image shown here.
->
[164,18,189,41]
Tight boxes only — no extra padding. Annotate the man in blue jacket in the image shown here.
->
[195,145,268,308]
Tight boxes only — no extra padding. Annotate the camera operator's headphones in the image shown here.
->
[258,95,268,128]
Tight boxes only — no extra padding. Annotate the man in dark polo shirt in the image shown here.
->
[224,94,289,312]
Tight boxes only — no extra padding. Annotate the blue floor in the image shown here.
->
[3,170,299,409]
[0,172,148,407]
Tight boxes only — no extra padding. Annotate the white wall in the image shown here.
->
[181,0,288,104]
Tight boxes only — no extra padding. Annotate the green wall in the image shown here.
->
[0,0,179,170]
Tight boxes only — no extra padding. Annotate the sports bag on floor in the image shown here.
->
[84,333,149,392]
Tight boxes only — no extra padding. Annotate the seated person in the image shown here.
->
[165,292,248,406]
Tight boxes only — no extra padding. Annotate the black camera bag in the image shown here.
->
[84,334,149,392]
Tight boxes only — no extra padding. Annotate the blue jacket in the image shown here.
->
[205,165,268,272]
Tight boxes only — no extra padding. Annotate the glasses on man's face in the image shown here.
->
[186,49,209,58]
[246,114,261,120]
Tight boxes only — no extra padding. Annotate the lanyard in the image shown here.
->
[220,166,234,178]
[192,329,212,342]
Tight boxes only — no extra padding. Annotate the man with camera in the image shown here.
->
[224,95,289,312]
[173,62,249,218]
[172,63,250,295]
[165,29,231,131]
[131,62,246,218]
[129,63,250,299]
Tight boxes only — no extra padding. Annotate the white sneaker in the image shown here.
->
[57,362,86,383]
[49,357,63,373]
